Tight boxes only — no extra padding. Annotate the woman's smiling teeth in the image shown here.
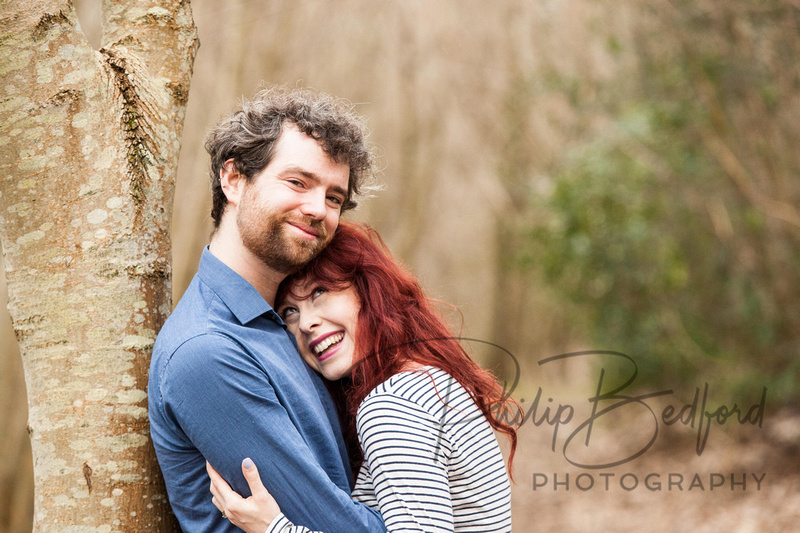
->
[313,332,344,356]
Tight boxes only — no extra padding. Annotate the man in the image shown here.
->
[148,86,385,532]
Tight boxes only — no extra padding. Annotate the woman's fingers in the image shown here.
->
[240,458,282,523]
[241,457,266,495]
[206,460,239,519]
[205,459,281,533]
[207,462,228,499]
[210,495,222,513]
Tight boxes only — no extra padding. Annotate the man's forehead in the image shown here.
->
[271,127,349,185]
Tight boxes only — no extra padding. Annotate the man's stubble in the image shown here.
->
[236,185,329,275]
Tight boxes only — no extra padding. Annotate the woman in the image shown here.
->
[208,222,520,532]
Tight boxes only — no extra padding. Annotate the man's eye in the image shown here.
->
[327,195,343,205]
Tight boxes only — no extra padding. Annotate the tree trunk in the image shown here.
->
[0,0,197,530]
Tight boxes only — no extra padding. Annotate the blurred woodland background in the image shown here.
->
[2,0,799,531]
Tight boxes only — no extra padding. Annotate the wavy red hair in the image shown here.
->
[276,222,520,477]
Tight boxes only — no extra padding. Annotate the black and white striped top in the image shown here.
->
[267,367,512,532]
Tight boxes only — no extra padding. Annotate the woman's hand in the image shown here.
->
[207,458,282,533]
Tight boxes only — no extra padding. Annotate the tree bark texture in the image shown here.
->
[0,1,197,531]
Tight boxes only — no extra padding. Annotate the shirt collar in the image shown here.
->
[196,246,285,326]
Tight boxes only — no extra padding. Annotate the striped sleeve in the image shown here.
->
[354,390,455,532]
[352,368,512,532]
[264,512,321,533]
[266,368,511,532]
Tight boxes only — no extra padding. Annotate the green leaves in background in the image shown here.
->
[519,1,800,405]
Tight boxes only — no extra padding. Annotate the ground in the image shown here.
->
[507,391,800,532]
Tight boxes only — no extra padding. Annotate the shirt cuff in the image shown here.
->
[265,512,293,533]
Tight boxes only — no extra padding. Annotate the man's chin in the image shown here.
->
[271,237,325,273]
[286,230,325,254]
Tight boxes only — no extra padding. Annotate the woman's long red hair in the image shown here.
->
[276,222,520,477]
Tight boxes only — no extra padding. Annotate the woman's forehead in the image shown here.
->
[274,277,311,305]
[278,274,355,306]
[288,277,315,298]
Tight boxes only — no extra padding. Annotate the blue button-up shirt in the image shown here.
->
[149,247,385,532]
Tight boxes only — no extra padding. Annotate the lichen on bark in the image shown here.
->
[0,0,198,531]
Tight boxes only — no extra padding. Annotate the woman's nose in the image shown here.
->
[298,311,321,333]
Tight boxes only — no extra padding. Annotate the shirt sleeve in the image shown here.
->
[265,512,321,533]
[159,333,385,533]
[355,392,455,533]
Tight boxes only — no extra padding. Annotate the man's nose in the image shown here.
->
[299,191,327,220]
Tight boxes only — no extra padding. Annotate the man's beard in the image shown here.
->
[237,194,328,274]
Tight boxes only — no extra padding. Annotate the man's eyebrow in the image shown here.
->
[285,166,348,198]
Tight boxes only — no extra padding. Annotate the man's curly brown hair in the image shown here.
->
[204,85,375,228]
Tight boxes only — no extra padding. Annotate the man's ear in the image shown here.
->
[220,159,246,207]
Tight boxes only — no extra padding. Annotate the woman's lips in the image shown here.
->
[309,330,338,350]
[316,338,342,362]
[310,331,345,361]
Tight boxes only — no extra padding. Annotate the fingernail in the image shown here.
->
[243,458,254,470]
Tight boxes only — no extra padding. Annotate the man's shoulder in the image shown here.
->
[150,274,238,379]
[157,270,233,337]
[151,271,290,376]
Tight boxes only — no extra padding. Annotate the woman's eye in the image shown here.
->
[312,287,327,298]
[279,306,298,321]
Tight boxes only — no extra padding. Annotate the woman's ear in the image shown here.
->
[220,159,245,207]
